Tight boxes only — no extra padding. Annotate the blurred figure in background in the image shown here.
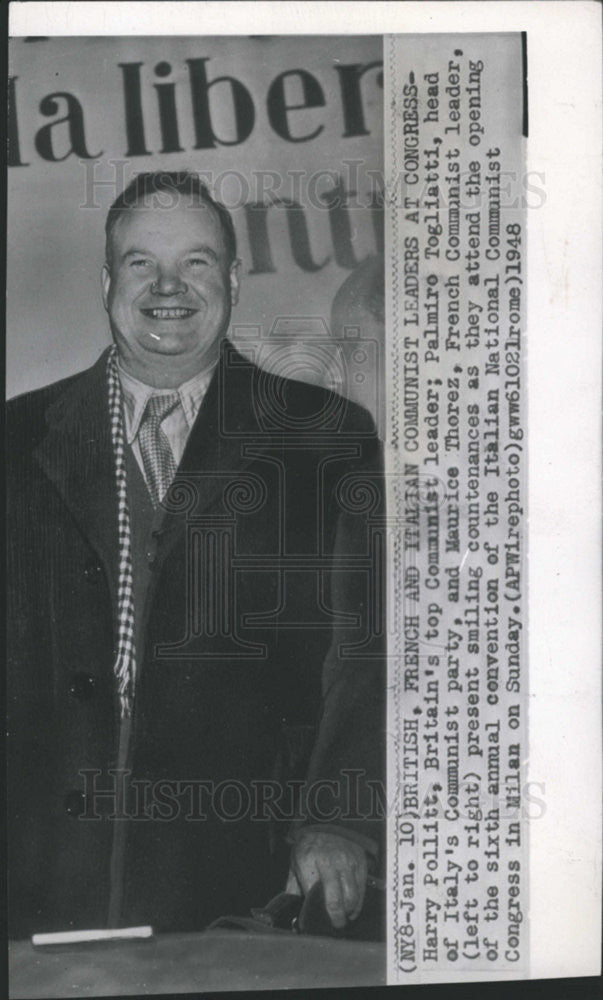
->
[330,256,385,435]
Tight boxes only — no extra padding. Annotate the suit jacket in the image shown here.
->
[7,340,385,939]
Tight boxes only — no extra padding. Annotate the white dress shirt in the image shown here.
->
[117,357,217,482]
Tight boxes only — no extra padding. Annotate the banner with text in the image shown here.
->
[8,35,383,403]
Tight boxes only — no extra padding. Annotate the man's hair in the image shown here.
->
[104,171,237,269]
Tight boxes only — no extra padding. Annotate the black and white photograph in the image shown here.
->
[7,22,388,995]
[5,2,602,996]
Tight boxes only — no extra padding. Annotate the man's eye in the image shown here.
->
[130,259,151,269]
[187,257,210,268]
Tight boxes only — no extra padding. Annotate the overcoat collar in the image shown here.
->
[32,340,263,591]
[33,347,119,599]
[152,340,269,577]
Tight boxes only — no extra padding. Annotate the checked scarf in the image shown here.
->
[107,347,137,719]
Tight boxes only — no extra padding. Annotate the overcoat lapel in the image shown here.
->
[32,347,120,605]
[31,341,263,609]
[150,342,263,572]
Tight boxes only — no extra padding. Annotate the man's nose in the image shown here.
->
[152,267,187,296]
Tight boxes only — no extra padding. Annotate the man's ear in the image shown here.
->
[229,259,241,307]
[101,264,111,311]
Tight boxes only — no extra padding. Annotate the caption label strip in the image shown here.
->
[386,33,528,983]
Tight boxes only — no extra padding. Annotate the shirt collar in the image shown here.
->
[116,357,218,444]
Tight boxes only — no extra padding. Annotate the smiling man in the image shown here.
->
[102,183,240,386]
[7,171,385,941]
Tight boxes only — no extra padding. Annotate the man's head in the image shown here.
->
[102,172,240,387]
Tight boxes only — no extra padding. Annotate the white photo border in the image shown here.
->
[8,0,603,981]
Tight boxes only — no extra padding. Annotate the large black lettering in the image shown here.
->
[187,57,254,148]
[244,199,329,273]
[335,61,383,138]
[320,178,362,270]
[267,69,325,142]
[34,92,101,162]
[8,77,29,167]
[119,62,152,156]
[244,203,277,275]
[276,199,330,272]
[154,61,184,154]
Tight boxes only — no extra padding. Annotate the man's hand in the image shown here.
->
[288,830,368,929]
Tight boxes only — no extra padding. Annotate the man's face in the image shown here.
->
[102,201,240,380]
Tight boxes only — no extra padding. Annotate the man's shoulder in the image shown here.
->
[7,371,90,444]
[252,365,377,438]
[6,352,108,447]
[7,373,80,420]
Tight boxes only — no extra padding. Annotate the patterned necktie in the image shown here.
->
[138,393,181,508]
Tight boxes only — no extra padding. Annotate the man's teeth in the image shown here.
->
[145,308,196,319]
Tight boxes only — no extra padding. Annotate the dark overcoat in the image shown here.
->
[7,340,385,939]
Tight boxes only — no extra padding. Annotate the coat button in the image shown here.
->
[84,561,103,585]
[68,673,96,701]
[64,790,86,817]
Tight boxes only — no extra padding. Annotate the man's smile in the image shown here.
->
[140,307,199,320]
